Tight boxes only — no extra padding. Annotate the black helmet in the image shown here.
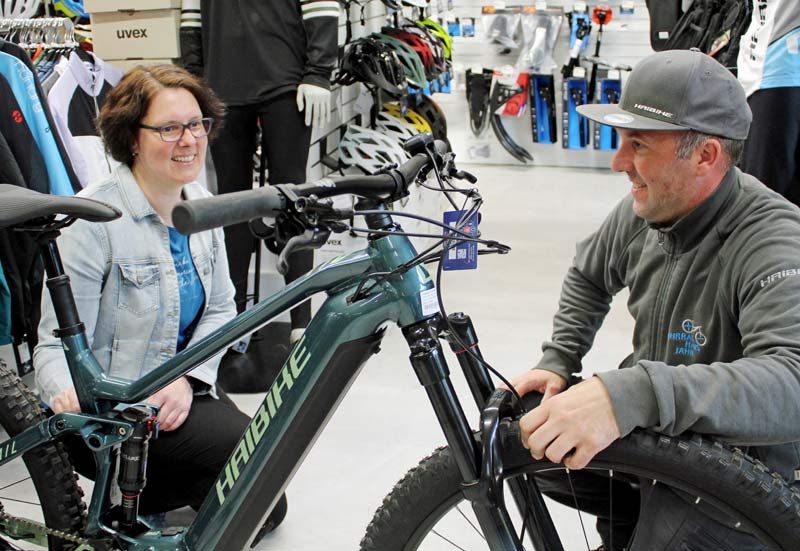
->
[409,93,448,144]
[336,37,408,98]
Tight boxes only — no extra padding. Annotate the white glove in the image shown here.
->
[296,84,332,128]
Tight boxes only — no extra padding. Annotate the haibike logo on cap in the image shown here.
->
[634,104,674,119]
[604,114,635,124]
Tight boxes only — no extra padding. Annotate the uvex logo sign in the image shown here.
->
[116,28,148,39]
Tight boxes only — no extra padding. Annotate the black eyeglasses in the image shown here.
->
[139,117,214,142]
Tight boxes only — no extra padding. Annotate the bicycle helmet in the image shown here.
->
[402,21,448,76]
[417,18,453,60]
[409,94,448,142]
[0,0,39,18]
[372,33,428,89]
[54,0,88,18]
[375,111,420,144]
[382,27,437,81]
[383,102,433,135]
[338,125,410,175]
[337,37,408,98]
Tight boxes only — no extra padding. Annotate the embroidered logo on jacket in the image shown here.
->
[668,319,707,358]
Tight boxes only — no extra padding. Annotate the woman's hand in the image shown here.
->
[146,377,194,431]
[52,387,80,413]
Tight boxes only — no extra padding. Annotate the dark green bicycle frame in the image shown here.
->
[0,232,448,550]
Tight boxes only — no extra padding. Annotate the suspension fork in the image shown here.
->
[440,312,565,551]
[403,316,524,550]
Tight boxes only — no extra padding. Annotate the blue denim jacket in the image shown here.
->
[34,164,236,405]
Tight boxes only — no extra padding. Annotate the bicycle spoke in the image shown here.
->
[565,468,592,550]
[455,505,485,541]
[609,470,614,551]
[431,529,470,551]
[0,496,41,507]
[0,477,32,493]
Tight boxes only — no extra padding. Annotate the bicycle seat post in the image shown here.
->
[38,232,85,340]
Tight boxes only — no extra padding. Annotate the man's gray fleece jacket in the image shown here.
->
[537,167,800,481]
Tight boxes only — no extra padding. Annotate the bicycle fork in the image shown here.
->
[444,314,564,551]
[403,316,522,549]
[403,313,564,551]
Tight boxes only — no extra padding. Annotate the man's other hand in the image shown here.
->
[506,368,568,402]
[519,376,621,470]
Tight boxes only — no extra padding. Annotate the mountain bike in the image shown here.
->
[0,134,798,550]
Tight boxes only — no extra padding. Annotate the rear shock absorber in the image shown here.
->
[118,405,159,531]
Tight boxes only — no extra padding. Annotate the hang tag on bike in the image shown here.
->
[13,339,32,378]
[442,210,478,270]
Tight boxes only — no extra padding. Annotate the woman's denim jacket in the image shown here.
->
[34,165,236,405]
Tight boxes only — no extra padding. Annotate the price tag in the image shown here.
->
[13,340,32,377]
[420,288,439,316]
[353,85,373,115]
[620,1,635,14]
[442,210,479,271]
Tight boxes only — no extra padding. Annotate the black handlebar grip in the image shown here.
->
[172,187,286,235]
[396,153,431,184]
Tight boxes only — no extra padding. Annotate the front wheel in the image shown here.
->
[361,428,800,550]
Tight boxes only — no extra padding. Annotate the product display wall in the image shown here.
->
[442,0,655,168]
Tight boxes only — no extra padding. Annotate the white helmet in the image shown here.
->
[338,125,410,175]
[375,111,419,145]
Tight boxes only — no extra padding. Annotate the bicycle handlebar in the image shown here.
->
[172,186,286,235]
[173,145,440,236]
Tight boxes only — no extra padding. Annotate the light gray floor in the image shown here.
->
[240,163,635,550]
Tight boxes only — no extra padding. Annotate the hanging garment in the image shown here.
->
[0,39,80,196]
[48,51,123,187]
[0,39,80,350]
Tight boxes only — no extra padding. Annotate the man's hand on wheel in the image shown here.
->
[506,368,568,401]
[519,376,620,470]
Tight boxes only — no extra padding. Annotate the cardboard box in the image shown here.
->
[84,0,180,12]
[106,58,175,72]
[90,8,180,60]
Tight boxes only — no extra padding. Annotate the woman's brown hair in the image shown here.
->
[96,64,225,166]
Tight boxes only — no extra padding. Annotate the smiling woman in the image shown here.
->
[32,64,288,532]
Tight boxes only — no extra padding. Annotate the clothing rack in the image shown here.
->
[0,17,77,49]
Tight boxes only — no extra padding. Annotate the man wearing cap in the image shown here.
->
[510,49,800,550]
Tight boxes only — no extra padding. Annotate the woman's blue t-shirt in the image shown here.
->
[168,227,205,351]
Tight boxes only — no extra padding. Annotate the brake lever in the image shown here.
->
[451,169,478,183]
[277,226,331,275]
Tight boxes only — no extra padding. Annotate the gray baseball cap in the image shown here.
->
[577,49,752,140]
